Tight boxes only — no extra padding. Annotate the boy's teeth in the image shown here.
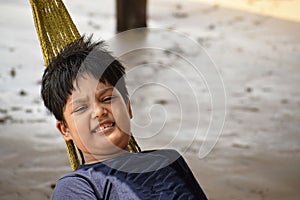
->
[92,122,115,134]
[99,122,115,130]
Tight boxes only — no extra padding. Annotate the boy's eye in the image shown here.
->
[73,105,88,113]
[102,96,116,103]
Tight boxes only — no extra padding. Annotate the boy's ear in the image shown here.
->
[127,100,133,119]
[56,121,72,141]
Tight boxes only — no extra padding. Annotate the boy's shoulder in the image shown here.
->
[102,149,182,173]
[53,149,207,200]
[59,149,183,179]
[53,149,182,198]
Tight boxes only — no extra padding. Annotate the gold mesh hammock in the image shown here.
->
[29,0,141,171]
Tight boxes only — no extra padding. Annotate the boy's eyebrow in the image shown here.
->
[95,87,114,97]
[69,97,88,106]
[70,87,114,105]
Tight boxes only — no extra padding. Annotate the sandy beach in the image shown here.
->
[0,0,300,199]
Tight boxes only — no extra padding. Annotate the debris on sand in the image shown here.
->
[19,90,27,96]
[10,67,16,77]
[0,115,12,124]
[154,99,168,105]
[172,4,188,18]
[246,87,252,93]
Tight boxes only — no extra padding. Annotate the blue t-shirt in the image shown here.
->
[52,149,207,200]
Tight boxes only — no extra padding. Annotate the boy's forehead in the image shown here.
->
[68,80,115,106]
[68,76,111,102]
[73,73,113,92]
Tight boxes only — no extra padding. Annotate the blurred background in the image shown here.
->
[0,0,299,199]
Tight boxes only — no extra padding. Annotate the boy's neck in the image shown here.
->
[83,147,130,165]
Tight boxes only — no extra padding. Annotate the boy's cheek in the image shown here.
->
[71,112,89,126]
[116,118,131,135]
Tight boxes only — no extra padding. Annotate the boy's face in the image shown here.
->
[56,73,132,164]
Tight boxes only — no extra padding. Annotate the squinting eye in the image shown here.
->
[73,105,87,113]
[102,96,116,103]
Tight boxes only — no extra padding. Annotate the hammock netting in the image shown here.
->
[29,0,141,171]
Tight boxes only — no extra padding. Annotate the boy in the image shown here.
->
[42,36,207,199]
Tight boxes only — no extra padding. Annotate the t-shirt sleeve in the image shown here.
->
[175,154,208,199]
[52,175,97,200]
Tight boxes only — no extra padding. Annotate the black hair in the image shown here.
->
[41,36,128,122]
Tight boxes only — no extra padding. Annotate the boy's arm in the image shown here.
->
[52,176,97,200]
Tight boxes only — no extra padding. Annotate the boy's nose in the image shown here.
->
[92,104,107,119]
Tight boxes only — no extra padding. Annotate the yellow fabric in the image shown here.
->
[29,0,141,171]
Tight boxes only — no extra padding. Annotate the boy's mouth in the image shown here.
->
[91,122,116,134]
